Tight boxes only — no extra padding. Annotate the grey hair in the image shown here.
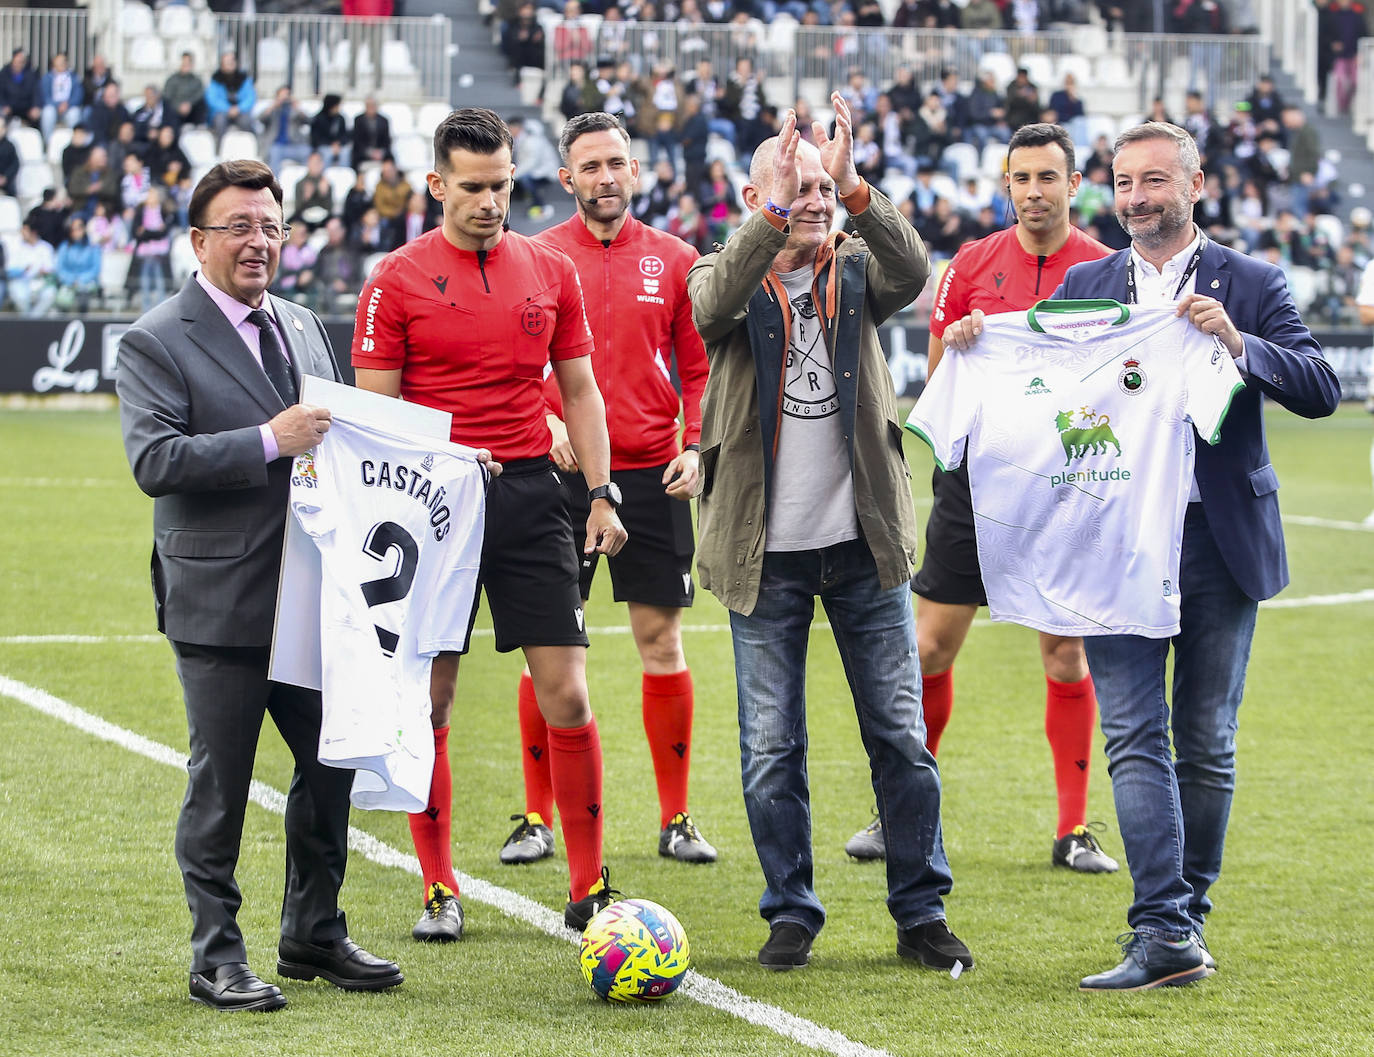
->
[1114,121,1201,175]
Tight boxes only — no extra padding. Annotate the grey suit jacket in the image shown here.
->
[117,277,342,647]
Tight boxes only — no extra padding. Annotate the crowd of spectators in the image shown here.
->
[0,1,1369,322]
[0,39,456,315]
[490,0,1374,327]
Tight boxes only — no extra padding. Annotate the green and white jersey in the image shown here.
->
[906,301,1245,638]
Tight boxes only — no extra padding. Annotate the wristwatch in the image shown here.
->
[588,482,622,509]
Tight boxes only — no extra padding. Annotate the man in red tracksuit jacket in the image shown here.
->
[496,111,718,867]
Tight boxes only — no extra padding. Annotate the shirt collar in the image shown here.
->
[195,270,275,330]
[1130,226,1202,280]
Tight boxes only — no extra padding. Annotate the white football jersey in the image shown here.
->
[907,301,1245,638]
[290,417,486,811]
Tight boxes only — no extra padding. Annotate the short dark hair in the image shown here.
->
[188,159,282,229]
[433,107,512,171]
[1007,122,1076,176]
[557,111,629,164]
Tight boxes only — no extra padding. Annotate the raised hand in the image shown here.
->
[768,108,801,213]
[814,91,860,196]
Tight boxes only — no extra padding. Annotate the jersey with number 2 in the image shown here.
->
[290,417,486,811]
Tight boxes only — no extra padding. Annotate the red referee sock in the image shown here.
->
[921,668,954,757]
[642,669,694,829]
[1045,673,1097,839]
[516,671,555,823]
[408,725,460,900]
[547,718,603,898]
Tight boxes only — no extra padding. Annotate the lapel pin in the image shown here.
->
[1210,279,1219,289]
[292,316,304,331]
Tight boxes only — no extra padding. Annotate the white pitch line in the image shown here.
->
[0,477,125,488]
[1260,588,1374,609]
[0,672,896,1057]
[1281,514,1374,532]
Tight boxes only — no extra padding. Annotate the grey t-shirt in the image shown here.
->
[765,263,861,552]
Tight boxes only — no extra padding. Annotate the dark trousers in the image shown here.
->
[171,641,353,971]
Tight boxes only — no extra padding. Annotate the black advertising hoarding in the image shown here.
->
[1,315,1370,402]
[0,317,360,396]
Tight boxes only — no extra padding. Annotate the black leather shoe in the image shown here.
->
[759,922,813,970]
[189,962,286,1012]
[897,919,975,971]
[1079,932,1208,991]
[277,936,404,991]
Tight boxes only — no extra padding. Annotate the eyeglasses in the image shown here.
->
[198,221,292,242]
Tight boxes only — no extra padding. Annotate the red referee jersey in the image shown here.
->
[350,227,594,461]
[929,225,1110,337]
[536,214,708,470]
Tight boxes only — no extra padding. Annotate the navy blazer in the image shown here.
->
[1054,241,1340,601]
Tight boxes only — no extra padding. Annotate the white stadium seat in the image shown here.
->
[158,3,194,38]
[8,126,44,165]
[180,127,217,169]
[0,194,22,235]
[219,129,261,162]
[117,0,154,38]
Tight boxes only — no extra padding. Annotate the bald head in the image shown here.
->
[744,134,836,269]
[748,136,823,197]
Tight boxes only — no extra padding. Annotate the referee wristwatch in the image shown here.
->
[588,482,622,509]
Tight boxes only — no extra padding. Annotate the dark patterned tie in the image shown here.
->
[247,308,297,405]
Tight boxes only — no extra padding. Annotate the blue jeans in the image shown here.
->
[1084,503,1258,940]
[729,539,953,937]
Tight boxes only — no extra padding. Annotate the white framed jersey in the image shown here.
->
[290,416,486,811]
[906,300,1245,638]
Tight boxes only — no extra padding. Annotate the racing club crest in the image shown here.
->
[1118,358,1146,395]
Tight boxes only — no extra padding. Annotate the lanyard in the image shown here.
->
[1124,234,1206,304]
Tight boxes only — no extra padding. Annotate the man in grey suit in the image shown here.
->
[117,160,402,1012]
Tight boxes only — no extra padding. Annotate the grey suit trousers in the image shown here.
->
[171,641,353,971]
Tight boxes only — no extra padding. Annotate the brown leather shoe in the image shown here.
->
[277,936,403,991]
[189,962,287,1012]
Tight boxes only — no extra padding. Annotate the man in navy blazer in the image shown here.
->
[118,160,402,1011]
[1052,123,1341,989]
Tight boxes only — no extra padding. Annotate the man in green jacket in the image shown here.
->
[687,93,973,974]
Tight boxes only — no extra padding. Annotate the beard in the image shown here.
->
[1116,197,1194,250]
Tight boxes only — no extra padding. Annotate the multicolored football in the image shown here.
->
[578,898,691,1002]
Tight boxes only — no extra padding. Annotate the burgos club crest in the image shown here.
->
[1118,358,1147,395]
[292,449,318,489]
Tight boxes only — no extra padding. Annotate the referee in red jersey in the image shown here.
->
[494,112,716,869]
[351,108,627,942]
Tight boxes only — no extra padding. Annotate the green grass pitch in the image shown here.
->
[1,403,1371,1056]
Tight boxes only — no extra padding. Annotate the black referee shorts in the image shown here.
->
[562,465,695,608]
[910,462,988,607]
[465,456,589,654]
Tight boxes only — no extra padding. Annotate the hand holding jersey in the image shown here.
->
[271,402,333,457]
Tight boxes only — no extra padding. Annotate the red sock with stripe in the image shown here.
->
[1045,673,1096,839]
[408,725,460,900]
[642,669,694,828]
[921,668,954,757]
[516,672,554,823]
[547,718,604,898]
